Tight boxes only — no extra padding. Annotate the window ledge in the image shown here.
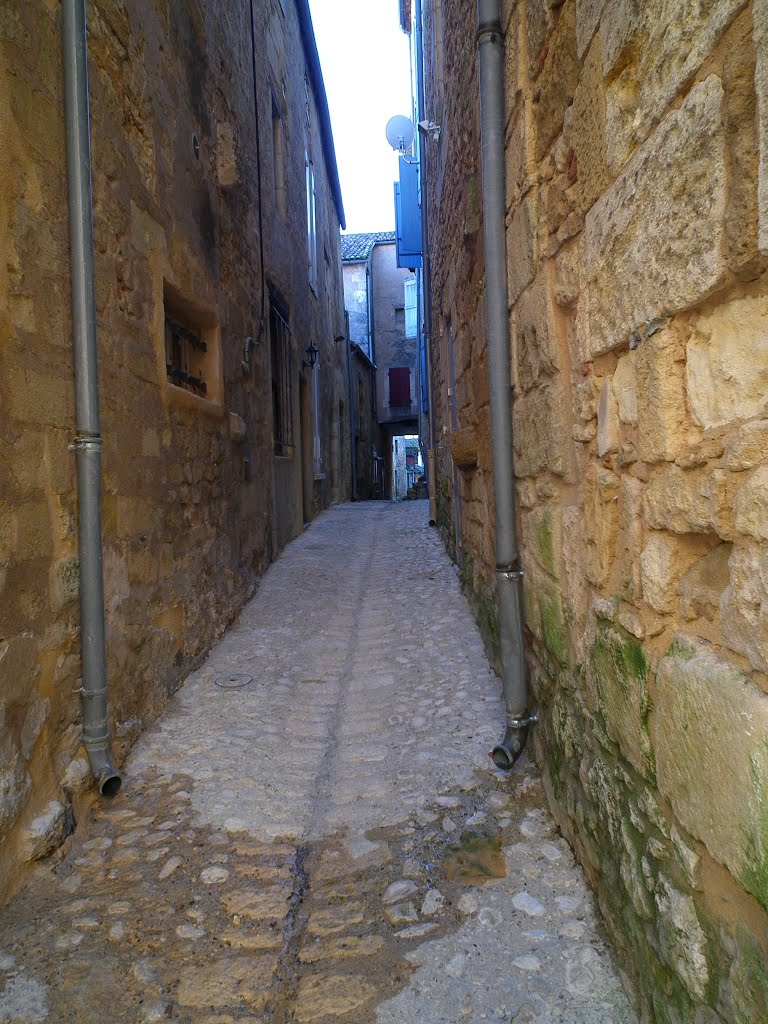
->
[167,383,225,419]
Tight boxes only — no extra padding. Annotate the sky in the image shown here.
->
[309,0,412,235]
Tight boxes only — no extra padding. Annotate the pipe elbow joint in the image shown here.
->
[490,714,536,771]
[85,743,122,798]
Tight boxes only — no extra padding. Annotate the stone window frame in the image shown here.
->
[162,282,224,415]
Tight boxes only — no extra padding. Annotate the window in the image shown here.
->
[312,350,323,477]
[270,299,293,455]
[404,278,417,338]
[272,96,286,219]
[306,153,317,293]
[163,284,222,406]
[165,315,206,395]
[389,366,411,408]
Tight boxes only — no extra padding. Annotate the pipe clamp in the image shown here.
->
[509,713,538,728]
[498,568,524,581]
[69,435,102,453]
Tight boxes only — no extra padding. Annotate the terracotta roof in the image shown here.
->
[340,231,397,262]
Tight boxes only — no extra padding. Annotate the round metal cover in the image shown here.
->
[213,672,254,690]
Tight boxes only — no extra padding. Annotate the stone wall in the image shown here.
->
[342,261,371,357]
[0,0,347,901]
[423,0,768,1019]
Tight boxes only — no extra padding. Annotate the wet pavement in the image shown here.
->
[0,501,637,1023]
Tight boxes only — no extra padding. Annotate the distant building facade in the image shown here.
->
[342,232,419,498]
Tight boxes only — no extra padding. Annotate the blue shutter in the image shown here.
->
[394,157,423,269]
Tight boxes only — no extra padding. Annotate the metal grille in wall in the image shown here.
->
[270,302,293,455]
[165,314,207,394]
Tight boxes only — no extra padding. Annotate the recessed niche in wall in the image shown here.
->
[162,283,223,409]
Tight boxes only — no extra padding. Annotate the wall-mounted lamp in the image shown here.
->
[303,341,319,370]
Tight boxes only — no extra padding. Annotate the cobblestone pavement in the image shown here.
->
[0,502,637,1024]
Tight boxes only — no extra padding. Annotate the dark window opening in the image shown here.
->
[165,314,207,395]
[271,300,293,455]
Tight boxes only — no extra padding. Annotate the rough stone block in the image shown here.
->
[506,196,537,306]
[561,505,590,661]
[654,875,709,1000]
[20,699,50,760]
[597,379,620,456]
[618,475,644,603]
[0,743,31,843]
[644,466,731,538]
[655,638,768,909]
[721,543,768,672]
[534,3,579,162]
[49,556,79,613]
[590,625,654,780]
[679,543,731,622]
[554,242,580,307]
[687,294,768,430]
[0,633,39,707]
[754,0,768,252]
[515,271,562,392]
[513,380,571,478]
[572,33,610,215]
[612,351,637,425]
[734,465,768,542]
[640,533,681,614]
[635,325,688,464]
[576,0,606,58]
[506,113,528,205]
[7,365,75,428]
[524,505,562,580]
[584,465,621,587]
[579,77,727,359]
[725,419,768,471]
[22,799,73,861]
[599,0,644,76]
[602,0,743,134]
[525,0,553,82]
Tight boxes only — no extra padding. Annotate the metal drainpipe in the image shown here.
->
[344,315,358,501]
[63,0,121,797]
[414,0,438,527]
[477,0,535,769]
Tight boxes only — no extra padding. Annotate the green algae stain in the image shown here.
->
[535,512,556,576]
[541,592,568,668]
[739,743,768,913]
[666,638,696,662]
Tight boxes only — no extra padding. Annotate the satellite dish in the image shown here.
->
[385,115,415,153]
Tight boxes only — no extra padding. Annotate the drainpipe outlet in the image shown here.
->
[490,713,537,771]
[83,733,122,797]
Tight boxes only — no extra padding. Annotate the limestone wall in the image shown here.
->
[0,0,346,901]
[424,0,768,1019]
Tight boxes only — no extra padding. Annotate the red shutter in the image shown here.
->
[389,367,411,407]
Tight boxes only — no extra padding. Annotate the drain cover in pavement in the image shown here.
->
[213,672,254,689]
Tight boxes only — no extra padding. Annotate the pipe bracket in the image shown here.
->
[69,434,102,453]
[509,712,538,729]
[497,568,524,581]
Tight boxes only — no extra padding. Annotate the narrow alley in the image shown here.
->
[0,502,634,1024]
